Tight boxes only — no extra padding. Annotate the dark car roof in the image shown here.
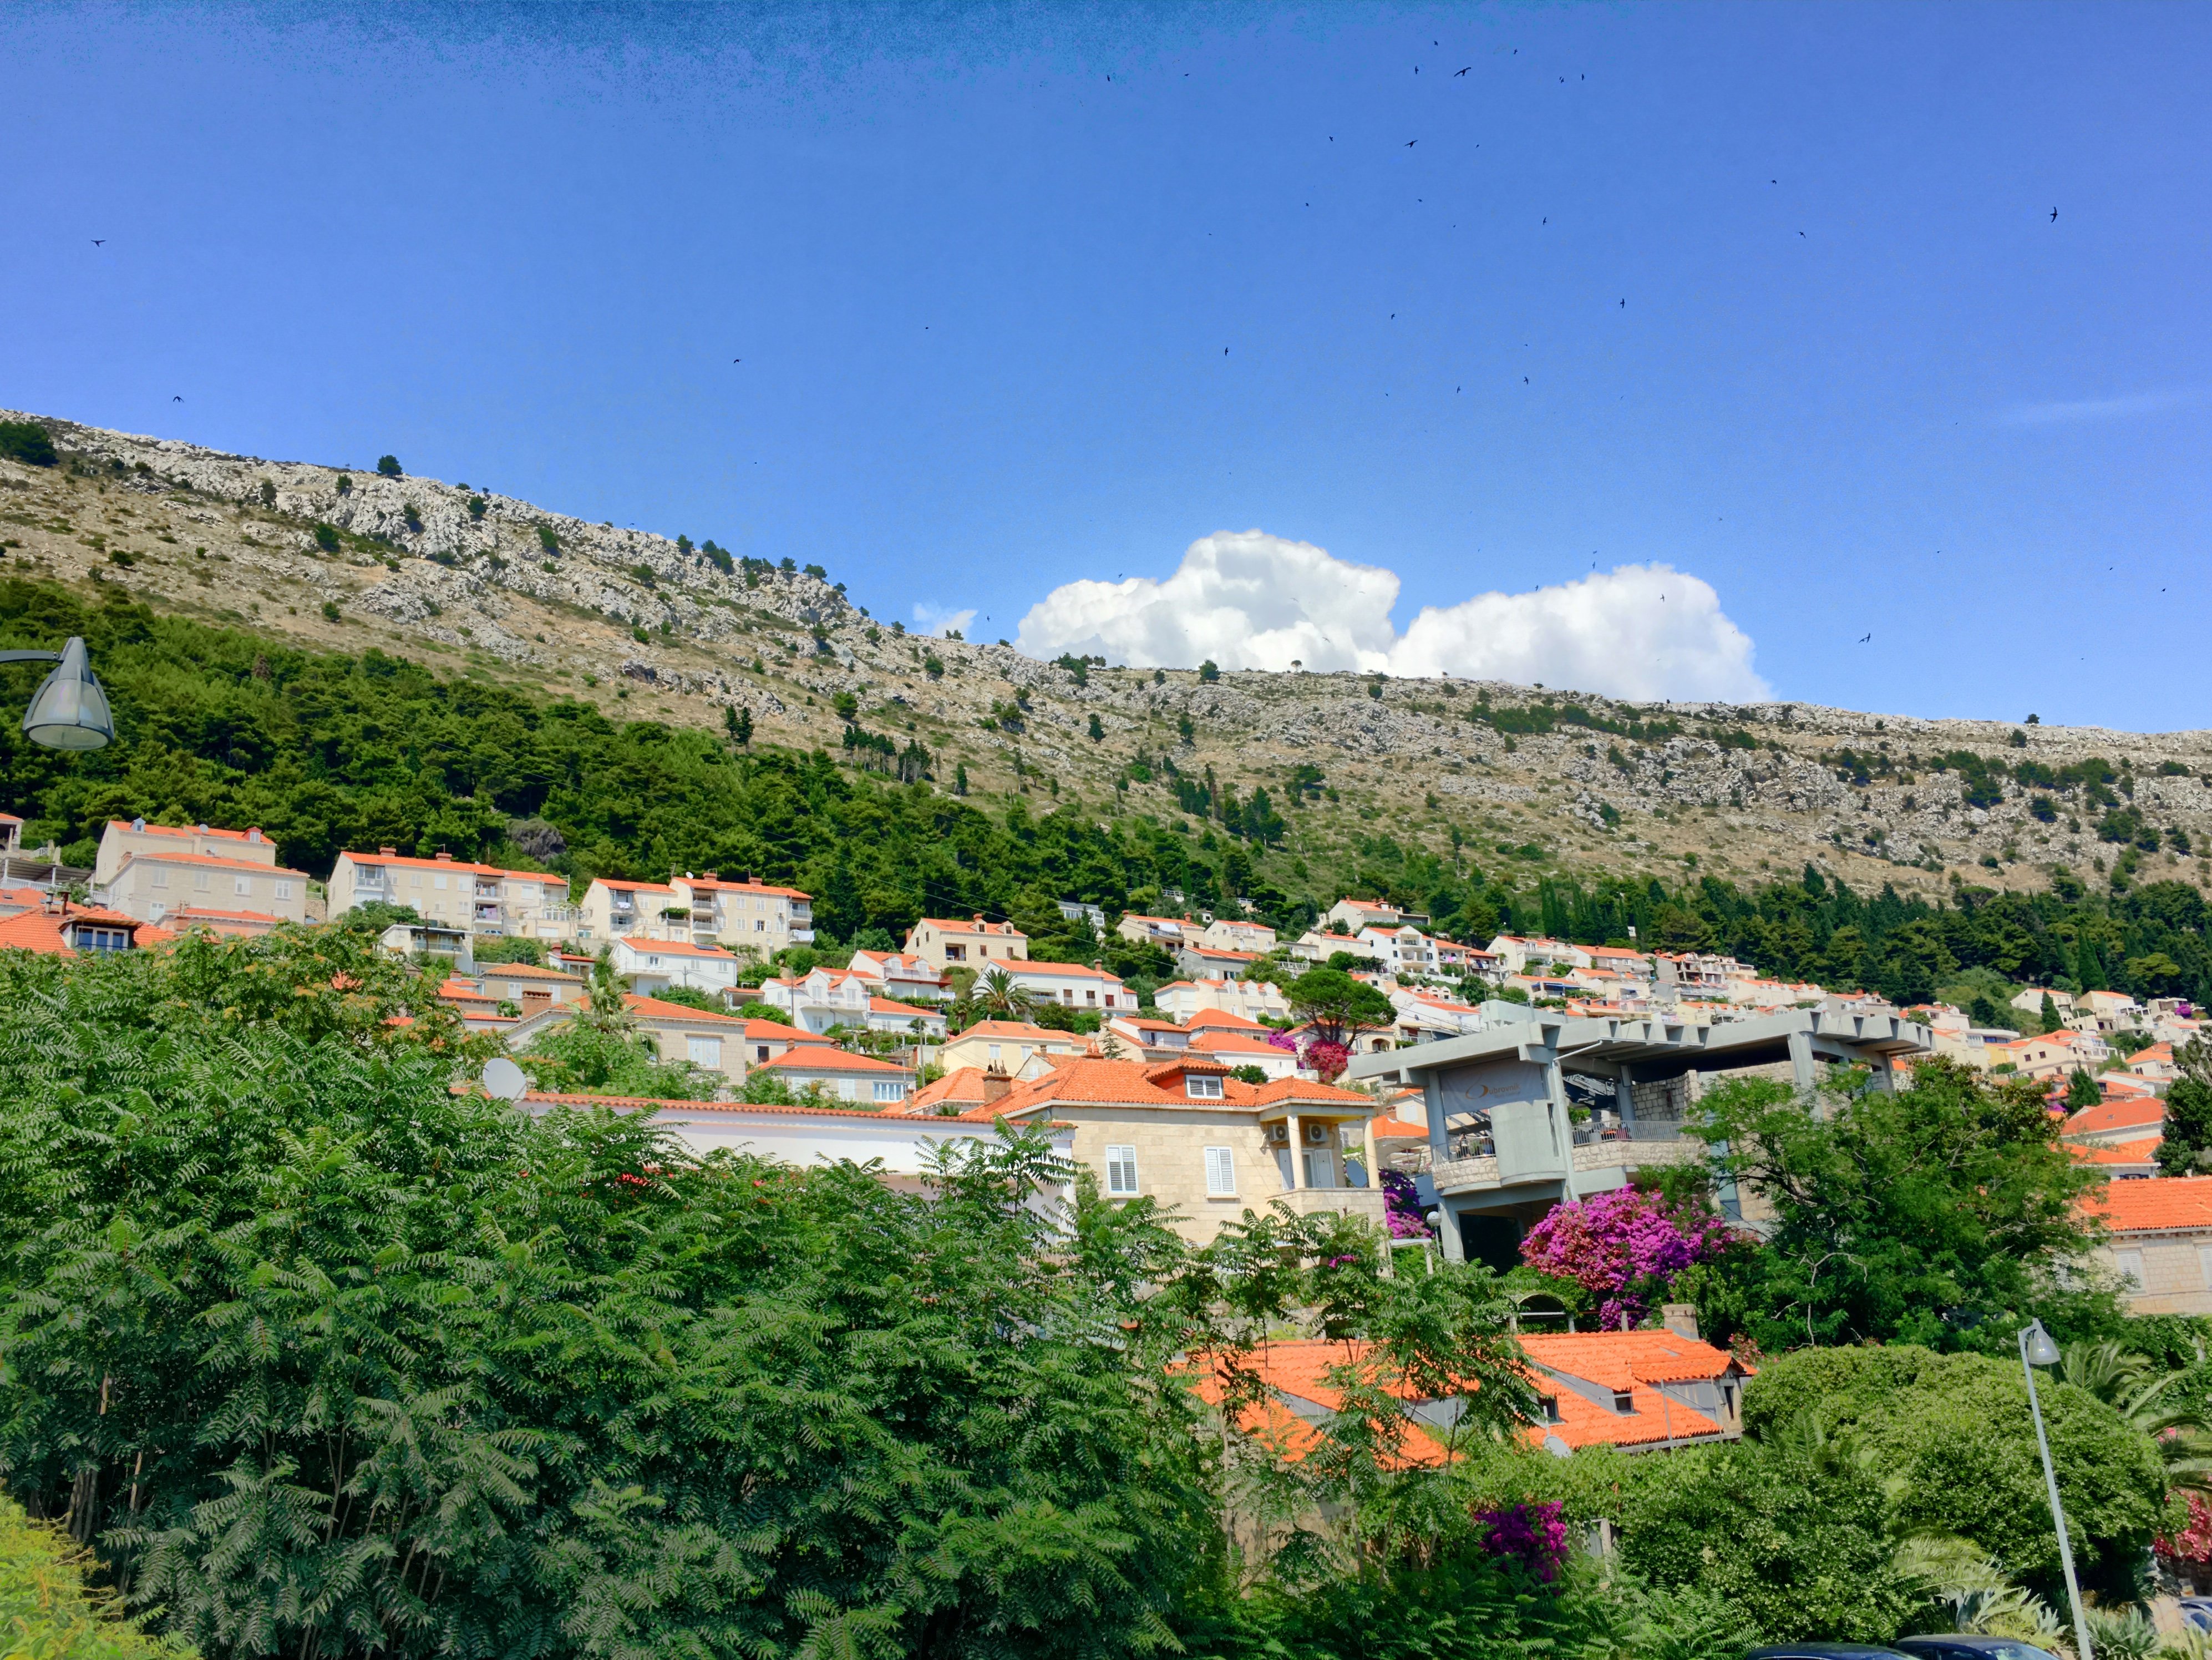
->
[1894,1639,2061,1660]
[1749,1647,1914,1659]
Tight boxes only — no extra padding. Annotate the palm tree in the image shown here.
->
[2061,1340,2212,1498]
[973,966,1033,1021]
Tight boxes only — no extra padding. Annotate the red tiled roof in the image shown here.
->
[2064,1097,2167,1137]
[2083,1176,2212,1234]
[108,819,258,842]
[674,876,810,900]
[906,1066,994,1114]
[950,1020,1068,1041]
[2071,1137,2162,1166]
[591,877,678,894]
[1184,1007,1269,1031]
[915,917,1025,935]
[616,939,737,959]
[1516,1330,1744,1390]
[524,1089,914,1121]
[869,996,940,1019]
[754,1047,914,1075]
[481,960,585,980]
[1186,1030,1287,1056]
[347,849,564,883]
[120,848,307,876]
[625,993,744,1025]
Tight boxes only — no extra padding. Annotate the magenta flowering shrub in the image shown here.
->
[1263,1026,1351,1082]
[1379,1169,1432,1239]
[1519,1186,1733,1329]
[1266,1028,1301,1052]
[1476,1500,1570,1583]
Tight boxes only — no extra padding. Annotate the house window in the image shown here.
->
[1105,1145,1139,1196]
[647,956,662,968]
[151,868,168,888]
[274,880,293,900]
[1611,1390,1634,1414]
[755,1045,770,1062]
[2115,1249,2145,1290]
[687,1036,722,1067]
[234,875,252,896]
[433,874,448,890]
[1540,1396,1561,1423]
[987,1044,1002,1063]
[2199,1246,2212,1290]
[1721,1384,1737,1417]
[1186,1075,1223,1100]
[1204,1146,1236,1196]
[194,871,211,892]
[872,1081,905,1102]
[946,944,966,961]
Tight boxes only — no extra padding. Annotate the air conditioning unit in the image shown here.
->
[1266,1123,1290,1146]
[1304,1121,1330,1146]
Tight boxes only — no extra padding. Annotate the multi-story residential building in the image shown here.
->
[667,873,813,953]
[623,993,754,1084]
[2076,989,2148,1034]
[1153,975,1291,1023]
[104,848,311,929]
[1356,925,1439,979]
[2011,986,2076,1021]
[1184,1027,1299,1080]
[760,965,950,1037]
[1485,935,1595,975]
[1653,953,1757,999]
[1389,986,1488,1043]
[331,849,572,940]
[1432,938,1503,978]
[95,817,280,884]
[1325,898,1414,934]
[608,935,742,998]
[938,1020,1085,1075]
[1200,916,1277,953]
[973,1054,1387,1246]
[1176,943,1261,981]
[1057,899,1108,931]
[1105,1014,1192,1056]
[1115,913,1193,949]
[577,877,681,942]
[845,949,947,1003]
[1000,958,1133,1014]
[1987,1027,2108,1081]
[752,1045,916,1106]
[903,915,1029,969]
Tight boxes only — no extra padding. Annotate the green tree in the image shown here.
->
[1197,660,1219,683]
[1088,713,1104,742]
[2041,991,2063,1033]
[2158,1039,2212,1175]
[972,965,1034,1021]
[1687,1060,2121,1353]
[1286,967,1396,1050]
[2064,1067,2102,1110]
[376,453,402,476]
[0,421,58,467]
[724,703,752,747]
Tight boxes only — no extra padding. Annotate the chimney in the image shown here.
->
[379,846,397,857]
[1661,1304,1700,1343]
[981,1066,1013,1104]
[703,871,717,881]
[131,816,145,831]
[435,851,453,862]
[247,828,263,843]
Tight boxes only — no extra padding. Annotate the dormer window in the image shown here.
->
[1185,1075,1223,1100]
[1540,1396,1561,1423]
[1612,1390,1634,1414]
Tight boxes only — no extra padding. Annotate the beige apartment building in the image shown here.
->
[97,818,281,884]
[103,848,311,929]
[981,1055,1387,1246]
[668,873,814,952]
[904,915,1029,969]
[2087,1178,2212,1317]
[329,849,572,940]
[577,877,681,942]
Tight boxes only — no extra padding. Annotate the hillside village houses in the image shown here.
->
[95,817,310,932]
[759,963,948,1037]
[938,1019,1088,1075]
[904,914,1028,968]
[577,877,679,943]
[845,947,947,1003]
[332,848,571,940]
[1155,974,1292,1023]
[1000,957,1137,1013]
[608,933,743,998]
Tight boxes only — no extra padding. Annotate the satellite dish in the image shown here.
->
[483,1057,529,1102]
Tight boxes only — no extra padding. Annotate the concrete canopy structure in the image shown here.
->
[1345,1006,1930,1269]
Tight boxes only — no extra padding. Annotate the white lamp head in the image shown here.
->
[2022,1318,2061,1367]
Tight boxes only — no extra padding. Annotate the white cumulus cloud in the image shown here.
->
[1014,529,1769,702]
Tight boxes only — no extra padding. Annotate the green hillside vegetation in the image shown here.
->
[0,1495,192,1660]
[4,579,2211,1009]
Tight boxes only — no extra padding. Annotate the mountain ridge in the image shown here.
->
[4,406,2208,905]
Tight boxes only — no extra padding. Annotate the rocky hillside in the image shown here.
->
[4,407,2209,905]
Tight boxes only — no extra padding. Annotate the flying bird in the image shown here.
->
[1859,633,1872,643]
[90,239,104,246]
[172,395,182,402]
[1620,298,1626,308]
[2050,207,2058,222]
[1405,138,1417,147]
[732,358,740,363]
[1455,66,1469,75]
[1799,230,1807,237]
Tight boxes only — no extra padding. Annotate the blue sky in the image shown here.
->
[2,3,2205,728]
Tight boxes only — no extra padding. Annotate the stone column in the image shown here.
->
[1546,1059,1581,1201]
[1616,1061,1637,1133]
[1288,1115,1305,1188]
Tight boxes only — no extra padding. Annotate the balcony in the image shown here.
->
[789,928,815,943]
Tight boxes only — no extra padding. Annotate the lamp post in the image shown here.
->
[0,637,114,749]
[2020,1318,2093,1660]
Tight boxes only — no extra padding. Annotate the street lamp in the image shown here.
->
[2020,1318,2093,1660]
[0,637,113,750]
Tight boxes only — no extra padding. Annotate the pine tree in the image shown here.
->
[2158,1041,2212,1175]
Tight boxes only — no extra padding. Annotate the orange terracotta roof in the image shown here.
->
[120,848,307,877]
[950,1019,1067,1041]
[869,996,940,1018]
[916,917,1025,934]
[754,1046,914,1075]
[738,1016,835,1044]
[481,960,585,980]
[616,939,737,959]
[590,877,678,894]
[1533,1380,1724,1451]
[347,849,564,883]
[2071,1138,2162,1165]
[2083,1176,2212,1233]
[2064,1097,2167,1137]
[1516,1329,1745,1390]
[624,993,745,1024]
[0,912,74,954]
[524,1089,916,1121]
[1186,1030,1288,1056]
[906,1066,995,1113]
[1008,959,1125,980]
[108,819,258,842]
[674,875,810,899]
[1184,1006,1270,1031]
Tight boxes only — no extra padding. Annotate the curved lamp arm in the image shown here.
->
[0,651,63,665]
